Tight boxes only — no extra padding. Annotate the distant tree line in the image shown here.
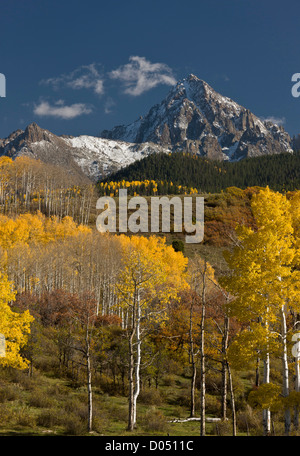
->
[0,156,96,224]
[101,150,300,193]
[98,179,199,196]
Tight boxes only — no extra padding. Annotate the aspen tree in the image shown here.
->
[222,187,299,436]
[116,235,187,431]
[188,257,216,436]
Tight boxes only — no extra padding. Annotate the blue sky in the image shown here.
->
[1,0,300,138]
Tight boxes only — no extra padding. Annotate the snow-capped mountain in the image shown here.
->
[0,123,171,182]
[0,74,293,182]
[101,74,292,161]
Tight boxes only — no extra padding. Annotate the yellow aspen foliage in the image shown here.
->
[0,212,91,249]
[115,234,188,430]
[227,323,279,370]
[222,187,300,375]
[287,190,300,268]
[222,187,298,322]
[248,383,282,412]
[117,234,188,311]
[0,272,34,369]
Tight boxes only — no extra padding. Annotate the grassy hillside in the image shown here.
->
[0,365,249,436]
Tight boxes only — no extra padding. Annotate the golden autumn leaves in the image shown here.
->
[99,180,199,197]
[222,187,300,363]
[0,213,91,369]
[0,273,33,369]
[0,214,188,373]
[117,234,188,311]
[221,187,300,434]
[0,185,298,436]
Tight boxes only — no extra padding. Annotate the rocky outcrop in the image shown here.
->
[0,123,171,182]
[101,74,292,161]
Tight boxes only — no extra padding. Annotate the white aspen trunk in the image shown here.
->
[86,326,93,433]
[221,315,229,421]
[190,359,197,418]
[295,357,300,430]
[133,293,141,428]
[262,352,271,436]
[200,262,207,436]
[128,330,135,431]
[189,299,196,418]
[226,360,236,436]
[87,349,93,432]
[293,320,300,430]
[262,310,271,436]
[128,286,138,432]
[281,305,291,436]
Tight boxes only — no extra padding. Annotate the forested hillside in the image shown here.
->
[0,153,299,437]
[102,151,300,193]
[0,156,97,224]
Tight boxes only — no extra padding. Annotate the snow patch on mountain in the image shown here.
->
[61,136,170,180]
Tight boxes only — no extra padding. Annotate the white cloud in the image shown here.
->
[261,116,286,126]
[33,100,93,119]
[104,97,116,114]
[94,80,104,95]
[109,56,176,96]
[41,64,104,96]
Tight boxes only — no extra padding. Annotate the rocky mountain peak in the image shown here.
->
[0,74,293,183]
[100,74,292,161]
[24,122,51,143]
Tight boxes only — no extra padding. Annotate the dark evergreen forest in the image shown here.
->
[101,151,300,193]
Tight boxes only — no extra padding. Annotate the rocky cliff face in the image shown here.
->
[0,123,171,182]
[0,123,91,182]
[101,74,292,161]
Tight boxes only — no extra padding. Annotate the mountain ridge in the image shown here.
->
[0,122,171,182]
[101,74,292,161]
[0,74,293,182]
